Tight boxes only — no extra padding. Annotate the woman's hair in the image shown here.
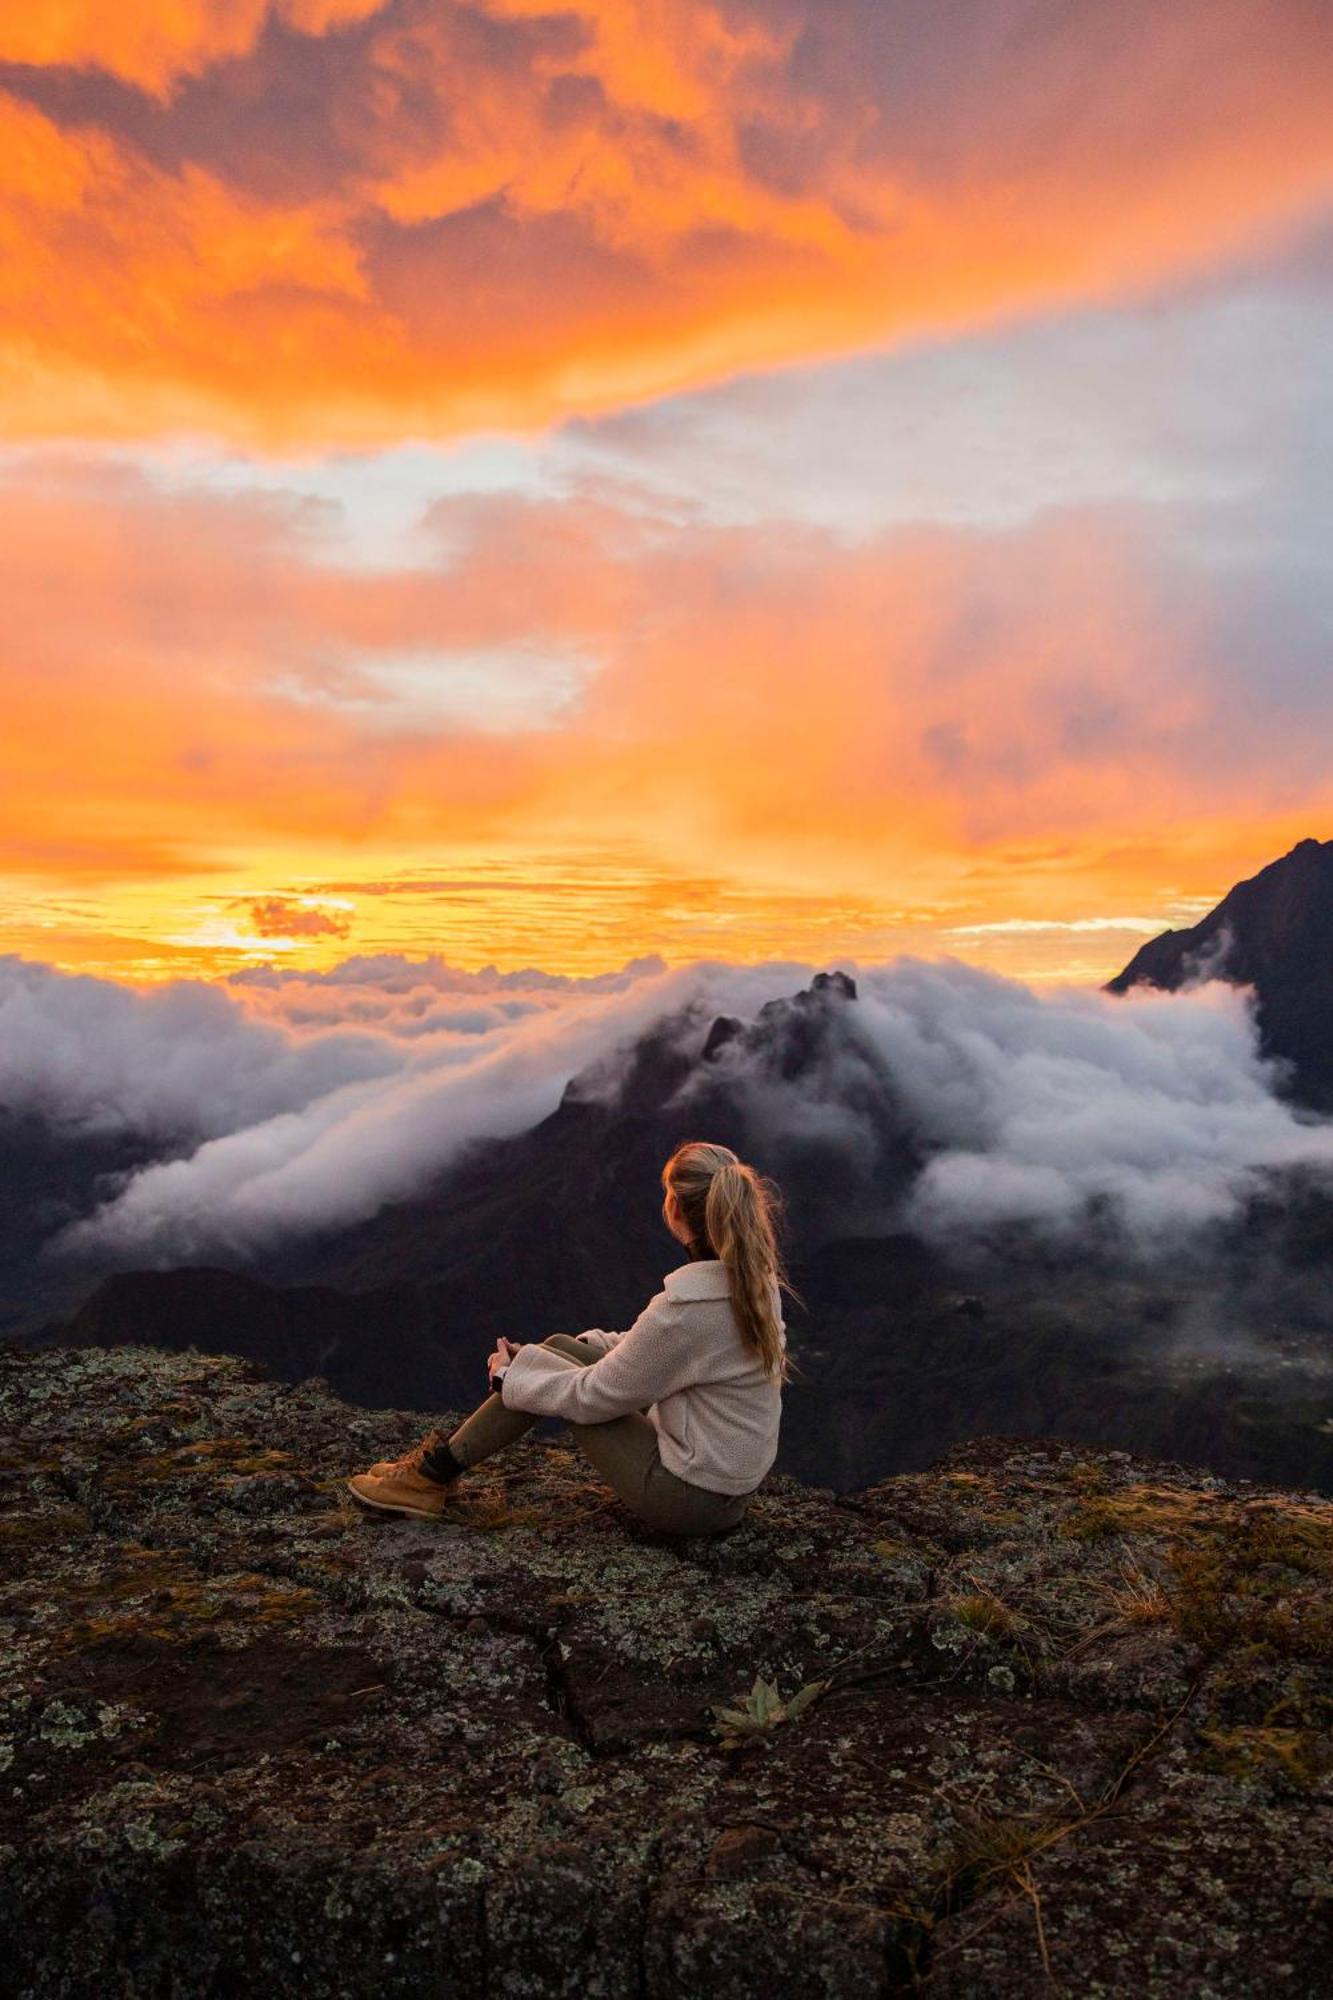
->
[660,1140,801,1384]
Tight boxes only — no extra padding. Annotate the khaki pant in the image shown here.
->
[446,1334,755,1536]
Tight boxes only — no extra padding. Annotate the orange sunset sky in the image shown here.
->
[3,0,1331,986]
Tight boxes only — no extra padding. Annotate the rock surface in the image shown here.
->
[3,1344,1331,1997]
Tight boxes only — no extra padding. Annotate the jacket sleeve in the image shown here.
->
[500,1290,700,1424]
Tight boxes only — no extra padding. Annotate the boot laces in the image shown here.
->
[388,1429,448,1475]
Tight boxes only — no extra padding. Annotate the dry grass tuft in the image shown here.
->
[1105,1561,1171,1627]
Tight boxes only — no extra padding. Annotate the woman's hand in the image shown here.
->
[487,1336,519,1384]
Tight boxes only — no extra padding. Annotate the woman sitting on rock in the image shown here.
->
[346,1140,793,1537]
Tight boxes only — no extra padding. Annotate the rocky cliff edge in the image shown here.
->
[3,1344,1331,1997]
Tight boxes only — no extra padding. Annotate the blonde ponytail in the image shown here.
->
[661,1141,799,1383]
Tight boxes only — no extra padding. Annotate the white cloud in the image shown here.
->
[14,947,1333,1273]
[847,957,1326,1254]
[0,952,399,1142]
[32,954,805,1265]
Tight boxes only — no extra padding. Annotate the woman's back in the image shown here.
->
[500,1253,785,1495]
[584,1257,786,1495]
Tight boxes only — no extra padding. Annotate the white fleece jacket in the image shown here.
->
[498,1258,785,1496]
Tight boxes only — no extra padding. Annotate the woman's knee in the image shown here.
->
[541,1333,594,1360]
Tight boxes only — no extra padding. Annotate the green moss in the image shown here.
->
[949,1594,1019,1641]
[1166,1506,1333,1660]
[1197,1724,1332,1787]
[1059,1498,1127,1541]
[6,1340,1333,2000]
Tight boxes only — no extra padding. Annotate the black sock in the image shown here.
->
[418,1437,467,1484]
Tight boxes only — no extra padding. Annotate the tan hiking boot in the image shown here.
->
[347,1430,461,1518]
[364,1428,453,1479]
[346,1463,458,1519]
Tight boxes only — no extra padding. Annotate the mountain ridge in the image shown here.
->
[1107,836,1333,1109]
[30,950,1333,1498]
[14,835,1333,1501]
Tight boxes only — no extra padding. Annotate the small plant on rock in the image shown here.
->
[708,1673,829,1749]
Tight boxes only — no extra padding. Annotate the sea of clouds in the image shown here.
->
[4,947,1332,1272]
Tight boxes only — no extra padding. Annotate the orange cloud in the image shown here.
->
[0,1,387,97]
[1,456,1329,942]
[0,1,1327,443]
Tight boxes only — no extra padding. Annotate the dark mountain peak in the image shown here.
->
[558,970,863,1121]
[813,967,859,998]
[268,967,905,1308]
[699,1011,744,1061]
[1108,836,1333,986]
[699,967,859,1081]
[1106,836,1333,1109]
[1244,832,1333,902]
[558,998,707,1120]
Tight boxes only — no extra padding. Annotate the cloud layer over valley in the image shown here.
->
[8,949,1333,1275]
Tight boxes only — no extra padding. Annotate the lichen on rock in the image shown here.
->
[2,1344,1330,1995]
